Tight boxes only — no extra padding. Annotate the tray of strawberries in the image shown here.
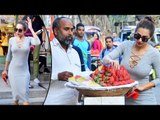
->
[65,65,138,96]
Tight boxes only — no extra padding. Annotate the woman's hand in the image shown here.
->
[2,70,8,83]
[135,82,155,92]
[135,84,145,91]
[103,56,120,69]
[26,17,32,30]
[110,60,120,69]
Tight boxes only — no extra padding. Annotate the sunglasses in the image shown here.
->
[15,28,23,33]
[134,33,149,42]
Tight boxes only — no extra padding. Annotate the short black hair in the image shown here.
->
[105,36,113,42]
[76,23,84,30]
[52,17,67,31]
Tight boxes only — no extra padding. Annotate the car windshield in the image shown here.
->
[122,31,131,41]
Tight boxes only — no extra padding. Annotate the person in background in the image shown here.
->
[97,36,120,66]
[72,23,91,71]
[103,16,160,105]
[1,32,9,56]
[112,32,121,42]
[23,15,49,84]
[91,33,103,54]
[1,18,40,105]
[44,17,81,105]
[99,32,106,50]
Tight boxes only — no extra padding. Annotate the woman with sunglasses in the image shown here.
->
[1,17,40,105]
[103,16,160,105]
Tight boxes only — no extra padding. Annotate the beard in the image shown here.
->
[57,32,73,47]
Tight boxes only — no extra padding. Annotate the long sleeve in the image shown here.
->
[92,40,102,52]
[99,50,103,60]
[103,41,127,64]
[29,36,40,46]
[6,38,12,62]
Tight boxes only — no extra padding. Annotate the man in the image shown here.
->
[112,32,121,43]
[72,23,91,71]
[22,15,50,87]
[28,15,50,84]
[44,17,81,105]
[97,36,120,66]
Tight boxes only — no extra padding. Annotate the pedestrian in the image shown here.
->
[23,15,46,83]
[103,16,160,105]
[97,36,120,66]
[44,17,81,105]
[91,33,103,54]
[1,17,40,105]
[72,23,91,71]
[112,32,121,42]
[1,32,9,56]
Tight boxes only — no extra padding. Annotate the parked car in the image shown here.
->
[120,26,136,42]
[84,25,101,40]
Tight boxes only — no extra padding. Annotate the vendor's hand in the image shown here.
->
[110,60,120,69]
[58,71,73,81]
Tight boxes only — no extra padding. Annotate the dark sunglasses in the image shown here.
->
[134,33,149,42]
[15,28,23,33]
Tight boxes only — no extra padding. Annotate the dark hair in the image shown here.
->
[135,16,155,37]
[76,23,84,30]
[105,36,113,42]
[93,33,99,39]
[17,20,28,31]
[52,17,67,32]
[22,15,35,21]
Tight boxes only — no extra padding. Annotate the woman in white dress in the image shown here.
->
[1,17,40,105]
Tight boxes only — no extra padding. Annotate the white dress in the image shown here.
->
[6,36,40,102]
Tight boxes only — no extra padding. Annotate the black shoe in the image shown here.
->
[44,68,50,73]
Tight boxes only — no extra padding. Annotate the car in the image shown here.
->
[120,26,136,42]
[84,25,101,40]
